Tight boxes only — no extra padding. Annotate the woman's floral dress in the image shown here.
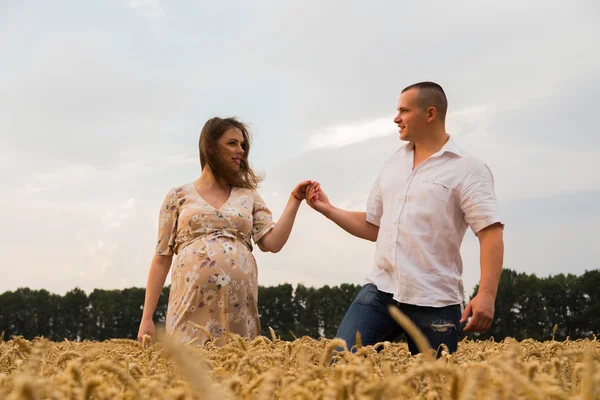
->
[155,183,275,346]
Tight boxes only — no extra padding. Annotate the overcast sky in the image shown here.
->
[1,1,599,299]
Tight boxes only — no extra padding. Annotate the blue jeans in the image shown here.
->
[336,283,461,356]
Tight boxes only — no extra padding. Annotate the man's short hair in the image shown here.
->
[402,81,448,120]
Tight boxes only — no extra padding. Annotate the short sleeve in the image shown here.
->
[366,173,383,226]
[251,190,276,244]
[459,163,504,234]
[156,188,180,256]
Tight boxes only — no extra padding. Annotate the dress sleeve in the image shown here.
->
[156,187,180,255]
[251,190,276,244]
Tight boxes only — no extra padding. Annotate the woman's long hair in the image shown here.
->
[198,117,263,190]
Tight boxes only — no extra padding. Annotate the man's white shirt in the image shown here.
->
[365,136,503,308]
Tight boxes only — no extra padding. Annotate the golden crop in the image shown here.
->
[0,319,598,399]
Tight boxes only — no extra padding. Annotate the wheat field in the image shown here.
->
[0,322,598,399]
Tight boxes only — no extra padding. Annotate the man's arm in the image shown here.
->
[477,223,504,299]
[461,223,504,332]
[459,162,505,332]
[324,208,379,242]
[306,182,379,242]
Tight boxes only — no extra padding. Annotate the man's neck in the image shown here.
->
[412,130,449,158]
[410,129,449,170]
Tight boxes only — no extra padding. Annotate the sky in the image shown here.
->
[1,1,599,300]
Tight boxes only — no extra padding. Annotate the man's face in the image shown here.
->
[393,88,427,142]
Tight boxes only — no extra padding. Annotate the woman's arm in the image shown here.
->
[258,194,303,253]
[257,180,311,253]
[137,254,173,345]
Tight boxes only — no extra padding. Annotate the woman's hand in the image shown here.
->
[291,180,312,201]
[257,180,313,253]
[137,319,156,349]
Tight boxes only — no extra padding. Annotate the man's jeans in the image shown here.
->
[336,283,461,356]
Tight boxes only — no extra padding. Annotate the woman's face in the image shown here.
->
[216,127,245,171]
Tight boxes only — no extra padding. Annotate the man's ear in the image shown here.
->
[427,107,437,122]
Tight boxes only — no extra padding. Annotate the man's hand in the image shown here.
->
[291,180,312,201]
[460,292,495,332]
[304,181,378,241]
[306,182,333,216]
[462,223,503,333]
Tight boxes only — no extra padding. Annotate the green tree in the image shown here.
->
[113,287,147,339]
[258,283,296,340]
[292,284,321,338]
[318,284,361,339]
[469,269,545,341]
[578,269,600,337]
[1,271,598,342]
[0,288,61,340]
[0,289,33,339]
[87,289,122,340]
[541,273,585,340]
[59,287,91,341]
[472,269,521,340]
[513,273,546,340]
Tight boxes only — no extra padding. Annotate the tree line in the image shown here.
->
[0,268,598,343]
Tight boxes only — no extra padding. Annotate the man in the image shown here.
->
[306,82,504,355]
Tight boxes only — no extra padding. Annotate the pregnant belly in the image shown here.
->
[176,237,256,282]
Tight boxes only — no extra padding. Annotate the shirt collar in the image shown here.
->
[441,135,463,156]
[400,134,464,157]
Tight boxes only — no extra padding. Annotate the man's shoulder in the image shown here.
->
[452,151,496,185]
[441,139,496,184]
[448,140,489,170]
[457,150,487,168]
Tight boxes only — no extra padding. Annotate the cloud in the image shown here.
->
[0,30,187,168]
[15,161,152,205]
[306,116,395,150]
[0,144,17,171]
[127,0,165,19]
[235,0,599,141]
[304,105,493,151]
[124,198,136,209]
[102,198,136,229]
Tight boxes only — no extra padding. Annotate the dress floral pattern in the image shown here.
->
[156,183,275,346]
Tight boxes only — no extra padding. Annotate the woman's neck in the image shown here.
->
[196,166,229,191]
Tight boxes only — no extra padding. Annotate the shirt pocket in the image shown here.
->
[422,179,452,193]
[418,178,457,213]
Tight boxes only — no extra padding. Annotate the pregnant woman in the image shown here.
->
[137,117,311,347]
